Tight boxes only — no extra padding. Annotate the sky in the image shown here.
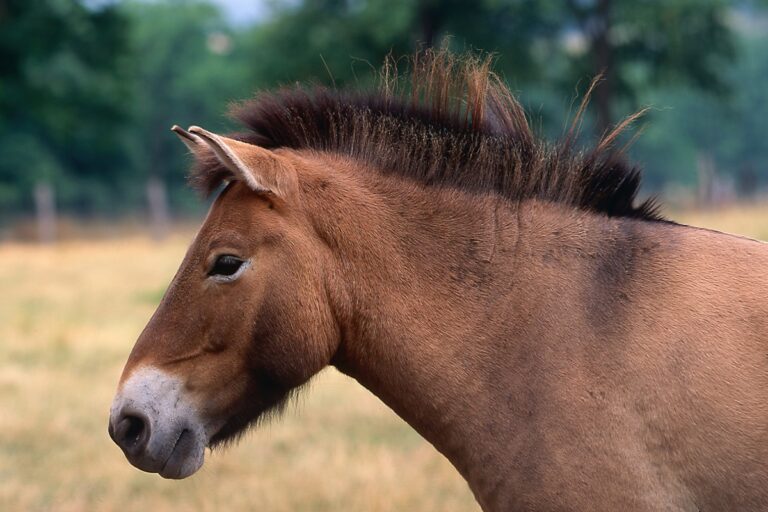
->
[85,0,271,26]
[208,0,270,25]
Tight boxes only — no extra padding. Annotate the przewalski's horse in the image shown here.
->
[109,52,768,511]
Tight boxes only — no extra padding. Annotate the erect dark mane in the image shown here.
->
[192,50,662,221]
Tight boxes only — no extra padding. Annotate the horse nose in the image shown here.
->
[109,410,151,457]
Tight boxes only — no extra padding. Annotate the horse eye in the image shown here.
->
[209,255,244,277]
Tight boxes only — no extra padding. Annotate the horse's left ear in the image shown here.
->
[187,125,298,200]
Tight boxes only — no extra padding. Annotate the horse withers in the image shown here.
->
[109,52,768,511]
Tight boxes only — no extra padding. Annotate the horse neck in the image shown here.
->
[300,154,642,506]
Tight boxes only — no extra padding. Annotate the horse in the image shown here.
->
[108,51,768,511]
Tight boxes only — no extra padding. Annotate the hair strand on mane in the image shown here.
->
[190,48,662,222]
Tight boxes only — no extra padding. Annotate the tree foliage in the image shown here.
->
[0,0,766,222]
[0,0,129,215]
[121,0,250,213]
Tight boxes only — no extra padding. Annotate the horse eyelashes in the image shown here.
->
[209,255,244,277]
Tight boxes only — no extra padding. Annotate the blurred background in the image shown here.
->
[1,1,767,511]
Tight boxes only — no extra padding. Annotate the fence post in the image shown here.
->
[33,180,56,244]
[146,176,170,241]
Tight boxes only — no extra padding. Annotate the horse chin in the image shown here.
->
[207,413,263,450]
[158,428,207,479]
[207,392,295,450]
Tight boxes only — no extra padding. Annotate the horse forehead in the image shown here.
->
[194,187,263,239]
[209,183,254,217]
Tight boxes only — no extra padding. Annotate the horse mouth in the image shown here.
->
[159,428,205,479]
[207,414,249,449]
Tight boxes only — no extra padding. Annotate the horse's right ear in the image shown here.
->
[172,125,298,201]
[171,125,207,155]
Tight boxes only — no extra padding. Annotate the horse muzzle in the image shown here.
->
[108,366,212,479]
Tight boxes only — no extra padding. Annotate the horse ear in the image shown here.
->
[185,125,298,200]
[171,125,207,155]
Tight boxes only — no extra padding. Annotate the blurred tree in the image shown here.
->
[242,0,557,88]
[633,20,768,192]
[0,0,765,229]
[244,0,736,135]
[0,0,129,233]
[718,27,768,192]
[241,0,415,88]
[553,0,736,134]
[120,0,251,237]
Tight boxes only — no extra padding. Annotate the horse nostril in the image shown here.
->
[112,412,151,456]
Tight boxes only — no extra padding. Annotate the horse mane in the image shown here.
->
[192,49,662,221]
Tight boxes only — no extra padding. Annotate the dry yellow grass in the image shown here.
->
[670,202,768,242]
[0,234,478,512]
[1,203,766,512]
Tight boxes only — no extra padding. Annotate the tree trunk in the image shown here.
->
[33,181,56,244]
[417,0,438,47]
[696,151,716,206]
[591,0,614,135]
[146,176,170,241]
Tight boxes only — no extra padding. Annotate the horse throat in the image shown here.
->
[304,157,673,510]
[314,173,549,507]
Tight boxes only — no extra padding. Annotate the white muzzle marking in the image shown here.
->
[109,366,216,479]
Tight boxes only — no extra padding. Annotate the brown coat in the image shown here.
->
[110,51,768,510]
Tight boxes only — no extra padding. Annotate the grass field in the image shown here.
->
[2,203,768,512]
